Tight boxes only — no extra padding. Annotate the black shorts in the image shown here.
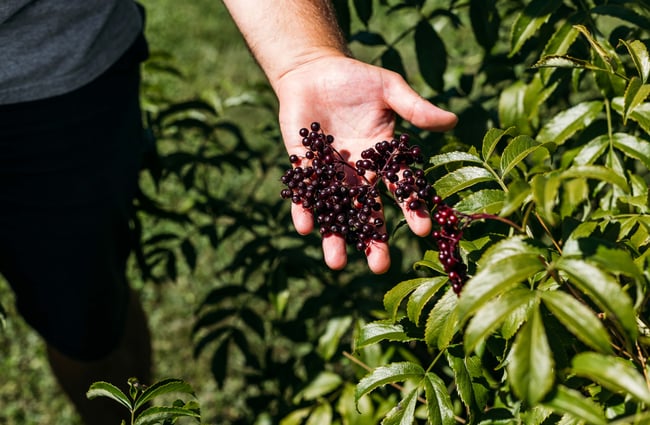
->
[0,34,149,361]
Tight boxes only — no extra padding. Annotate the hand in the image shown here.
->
[275,54,458,274]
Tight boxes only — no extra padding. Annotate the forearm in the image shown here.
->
[221,0,350,90]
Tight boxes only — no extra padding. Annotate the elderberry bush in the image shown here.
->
[280,122,431,252]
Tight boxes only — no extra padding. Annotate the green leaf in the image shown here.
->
[464,288,537,353]
[560,164,629,192]
[433,166,495,199]
[539,18,582,82]
[619,39,650,83]
[572,352,650,404]
[429,151,483,168]
[507,303,554,404]
[542,385,607,425]
[458,237,547,321]
[406,277,448,325]
[424,288,459,350]
[454,189,505,215]
[573,135,608,165]
[510,0,563,57]
[500,135,547,176]
[384,278,432,321]
[318,316,353,360]
[611,132,650,169]
[541,290,612,354]
[134,378,196,412]
[135,406,201,425]
[536,101,603,146]
[305,401,333,425]
[482,127,519,162]
[414,19,447,92]
[612,98,650,134]
[499,81,532,134]
[533,55,601,71]
[553,258,637,340]
[356,322,413,350]
[381,388,418,425]
[355,362,425,403]
[86,381,132,410]
[445,348,486,420]
[500,179,531,218]
[424,373,456,425]
[573,25,615,71]
[623,77,650,123]
[294,372,343,403]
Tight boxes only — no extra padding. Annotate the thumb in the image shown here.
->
[383,72,458,132]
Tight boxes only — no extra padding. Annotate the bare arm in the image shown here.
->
[222,0,458,273]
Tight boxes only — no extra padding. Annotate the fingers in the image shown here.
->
[384,72,458,132]
[322,235,391,274]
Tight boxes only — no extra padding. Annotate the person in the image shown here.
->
[0,1,457,424]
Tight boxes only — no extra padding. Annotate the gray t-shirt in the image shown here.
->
[0,1,143,104]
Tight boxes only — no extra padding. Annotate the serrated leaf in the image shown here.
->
[507,303,554,404]
[454,189,505,215]
[554,258,637,340]
[356,322,412,349]
[542,385,607,425]
[134,378,196,411]
[464,288,537,353]
[500,135,546,176]
[499,81,531,133]
[446,347,487,419]
[424,288,459,350]
[414,19,447,92]
[533,55,601,70]
[573,135,608,165]
[623,77,650,123]
[406,277,448,325]
[424,373,455,425]
[384,278,432,321]
[573,25,614,71]
[501,179,531,217]
[611,132,650,169]
[541,290,612,354]
[134,406,201,425]
[433,166,495,199]
[482,127,519,161]
[381,388,418,425]
[355,362,425,403]
[536,101,603,146]
[560,164,629,192]
[510,0,563,57]
[458,238,547,321]
[429,151,483,168]
[619,39,650,83]
[612,98,650,134]
[86,381,132,410]
[572,352,650,404]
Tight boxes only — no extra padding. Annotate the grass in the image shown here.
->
[0,2,273,424]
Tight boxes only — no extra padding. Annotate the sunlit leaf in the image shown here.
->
[500,135,547,176]
[536,101,603,146]
[318,316,353,360]
[355,362,425,403]
[533,55,600,70]
[134,406,201,425]
[424,288,459,350]
[305,401,333,425]
[560,164,629,192]
[510,0,563,57]
[554,258,637,340]
[356,321,413,349]
[464,287,537,353]
[541,290,612,354]
[433,166,495,199]
[611,132,650,169]
[623,77,650,123]
[381,388,418,425]
[86,381,132,410]
[454,189,505,215]
[424,373,456,425]
[612,98,650,135]
[428,151,483,168]
[458,237,547,321]
[507,303,554,404]
[134,379,196,412]
[482,127,519,161]
[619,39,650,83]
[500,179,531,217]
[542,385,607,425]
[406,277,448,325]
[572,352,650,404]
[384,278,432,321]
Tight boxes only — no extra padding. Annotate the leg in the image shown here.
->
[47,289,152,425]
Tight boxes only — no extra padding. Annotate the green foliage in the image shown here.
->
[86,378,200,425]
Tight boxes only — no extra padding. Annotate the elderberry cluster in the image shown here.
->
[280,122,430,252]
[431,196,470,294]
